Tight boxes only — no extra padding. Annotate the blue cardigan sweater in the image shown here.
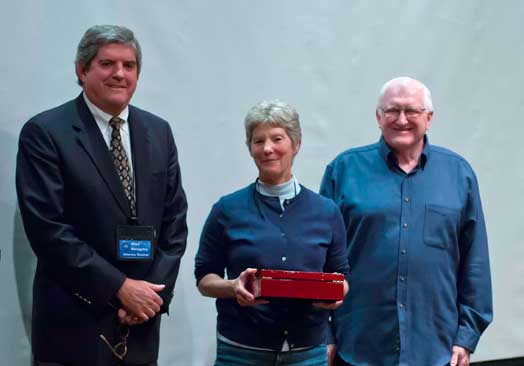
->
[195,183,350,350]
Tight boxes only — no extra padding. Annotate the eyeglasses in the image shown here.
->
[381,107,427,120]
[99,325,129,360]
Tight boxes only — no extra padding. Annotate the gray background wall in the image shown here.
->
[1,1,523,364]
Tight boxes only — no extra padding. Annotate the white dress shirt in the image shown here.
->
[82,93,134,178]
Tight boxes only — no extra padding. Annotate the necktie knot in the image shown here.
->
[109,117,124,129]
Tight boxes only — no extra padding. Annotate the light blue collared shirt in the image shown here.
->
[320,137,492,366]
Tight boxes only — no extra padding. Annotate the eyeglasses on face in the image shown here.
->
[99,325,130,360]
[381,107,427,120]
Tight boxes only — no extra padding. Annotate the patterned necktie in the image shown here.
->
[109,117,136,216]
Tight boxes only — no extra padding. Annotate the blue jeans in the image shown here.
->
[215,340,327,366]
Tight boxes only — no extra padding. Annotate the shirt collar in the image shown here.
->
[379,135,430,170]
[82,92,129,126]
[257,175,300,199]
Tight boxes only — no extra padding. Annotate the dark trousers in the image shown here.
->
[34,360,157,366]
[333,354,451,366]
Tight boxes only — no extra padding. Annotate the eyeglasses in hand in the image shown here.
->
[99,324,130,360]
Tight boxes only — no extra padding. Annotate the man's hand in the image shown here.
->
[117,278,165,322]
[233,268,269,307]
[327,343,336,366]
[450,345,471,366]
[117,308,143,326]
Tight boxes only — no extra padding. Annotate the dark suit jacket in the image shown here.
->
[16,94,188,365]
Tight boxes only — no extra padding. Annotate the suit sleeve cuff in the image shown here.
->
[159,290,174,315]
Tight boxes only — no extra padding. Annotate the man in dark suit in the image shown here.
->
[16,25,188,365]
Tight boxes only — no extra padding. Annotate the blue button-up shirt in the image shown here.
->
[320,137,492,366]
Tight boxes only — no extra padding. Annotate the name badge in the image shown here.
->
[117,225,155,261]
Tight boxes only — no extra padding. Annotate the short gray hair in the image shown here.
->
[244,100,302,148]
[377,76,434,112]
[75,25,142,86]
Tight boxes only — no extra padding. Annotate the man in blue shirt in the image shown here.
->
[320,77,492,366]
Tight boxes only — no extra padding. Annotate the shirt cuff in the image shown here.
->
[453,325,481,353]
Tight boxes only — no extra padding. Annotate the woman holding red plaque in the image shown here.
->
[195,100,349,366]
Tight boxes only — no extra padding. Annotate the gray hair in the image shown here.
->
[377,76,434,112]
[244,100,302,148]
[75,25,142,86]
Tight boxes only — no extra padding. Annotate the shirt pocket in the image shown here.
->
[423,204,460,249]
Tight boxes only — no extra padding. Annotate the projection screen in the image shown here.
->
[0,1,523,364]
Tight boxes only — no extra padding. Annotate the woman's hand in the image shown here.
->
[197,270,269,306]
[313,278,348,310]
[312,300,343,310]
[233,268,269,307]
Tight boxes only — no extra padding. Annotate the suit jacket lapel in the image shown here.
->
[128,106,152,223]
[72,94,131,217]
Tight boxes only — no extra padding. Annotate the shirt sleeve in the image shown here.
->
[323,205,350,281]
[320,163,350,279]
[319,164,336,201]
[453,169,493,352]
[321,167,349,346]
[194,201,228,285]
